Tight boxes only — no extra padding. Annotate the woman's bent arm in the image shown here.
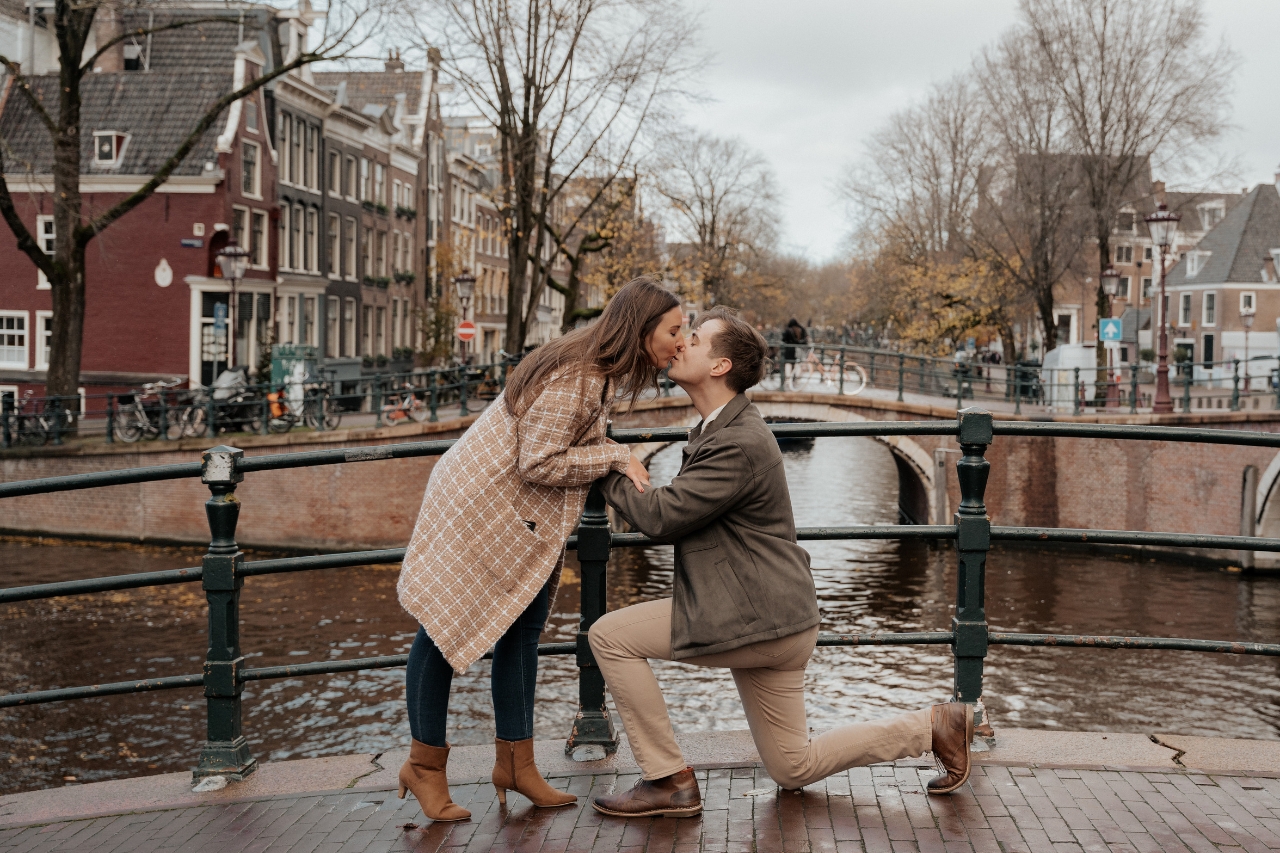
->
[515,372,631,487]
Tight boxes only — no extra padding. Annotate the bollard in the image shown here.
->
[458,367,469,417]
[955,367,963,408]
[1013,365,1023,416]
[897,353,905,402]
[952,408,991,720]
[1130,366,1139,414]
[1231,359,1241,412]
[565,482,618,758]
[1073,367,1081,415]
[1,391,12,448]
[429,371,439,423]
[838,349,846,395]
[194,446,257,781]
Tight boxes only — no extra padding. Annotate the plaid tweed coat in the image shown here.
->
[398,368,632,673]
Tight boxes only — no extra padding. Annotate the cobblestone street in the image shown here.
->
[3,762,1279,853]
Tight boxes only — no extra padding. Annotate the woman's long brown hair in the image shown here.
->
[504,276,680,416]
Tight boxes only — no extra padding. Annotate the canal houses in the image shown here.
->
[0,3,459,398]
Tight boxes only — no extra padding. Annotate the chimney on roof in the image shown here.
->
[1266,254,1278,284]
[1152,180,1165,204]
[385,48,404,73]
[93,8,124,72]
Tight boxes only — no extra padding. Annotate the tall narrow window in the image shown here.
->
[1179,292,1192,325]
[292,117,303,185]
[1203,292,1216,326]
[250,211,267,267]
[327,150,340,195]
[279,205,288,269]
[0,312,28,368]
[362,228,371,277]
[306,208,318,272]
[306,124,316,190]
[376,306,386,356]
[346,156,356,199]
[328,213,340,276]
[345,217,357,278]
[343,298,356,357]
[232,206,248,247]
[279,113,292,183]
[245,95,258,131]
[303,296,316,345]
[362,305,373,356]
[360,159,370,201]
[391,299,400,348]
[241,141,259,196]
[374,164,385,206]
[291,204,302,271]
[326,296,339,357]
[376,231,387,276]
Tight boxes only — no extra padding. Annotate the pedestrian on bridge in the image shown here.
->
[589,306,974,818]
[395,276,686,822]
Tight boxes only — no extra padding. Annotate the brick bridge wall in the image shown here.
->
[2,393,1279,563]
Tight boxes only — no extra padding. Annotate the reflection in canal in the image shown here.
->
[2,435,1278,794]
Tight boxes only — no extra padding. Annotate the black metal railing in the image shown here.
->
[2,410,1279,779]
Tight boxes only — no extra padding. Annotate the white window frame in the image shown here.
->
[344,217,357,280]
[0,310,31,369]
[241,140,261,199]
[36,215,54,290]
[1202,291,1216,327]
[1118,276,1130,300]
[1197,201,1225,232]
[250,210,268,269]
[231,205,250,249]
[328,150,341,197]
[1241,291,1257,314]
[1114,244,1132,264]
[343,297,356,357]
[328,213,341,278]
[92,131,129,167]
[306,207,319,273]
[1186,251,1209,277]
[34,310,53,370]
[1178,292,1192,327]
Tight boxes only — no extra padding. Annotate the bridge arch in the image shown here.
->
[631,400,937,526]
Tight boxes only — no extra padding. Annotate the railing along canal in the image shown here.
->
[2,410,1280,779]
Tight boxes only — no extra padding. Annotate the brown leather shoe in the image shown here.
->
[492,738,576,808]
[592,767,702,817]
[397,739,471,821]
[927,702,974,795]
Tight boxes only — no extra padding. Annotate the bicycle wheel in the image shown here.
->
[117,410,144,442]
[408,397,429,423]
[18,415,47,446]
[179,405,206,438]
[322,400,342,430]
[837,363,869,396]
[268,414,295,434]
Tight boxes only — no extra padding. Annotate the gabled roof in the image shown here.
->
[1166,183,1280,287]
[313,70,423,116]
[0,72,232,176]
[116,8,275,75]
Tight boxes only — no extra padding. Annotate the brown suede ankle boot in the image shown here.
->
[397,740,471,821]
[492,738,577,808]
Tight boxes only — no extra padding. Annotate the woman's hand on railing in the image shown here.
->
[622,453,650,493]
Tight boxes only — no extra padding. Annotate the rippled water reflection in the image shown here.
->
[2,435,1278,794]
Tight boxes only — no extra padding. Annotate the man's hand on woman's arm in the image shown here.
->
[623,454,650,493]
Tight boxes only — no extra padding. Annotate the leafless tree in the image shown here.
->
[0,0,379,403]
[1020,0,1237,364]
[652,130,779,308]
[420,0,701,352]
[969,31,1092,353]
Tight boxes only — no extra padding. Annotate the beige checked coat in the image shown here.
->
[398,368,632,673]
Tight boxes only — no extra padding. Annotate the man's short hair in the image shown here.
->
[692,307,769,393]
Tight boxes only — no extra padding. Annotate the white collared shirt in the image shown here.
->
[701,402,728,430]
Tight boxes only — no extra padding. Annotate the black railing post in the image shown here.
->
[1130,366,1139,414]
[565,482,618,758]
[952,408,991,720]
[897,353,905,402]
[205,395,217,439]
[1231,359,1241,412]
[429,371,439,423]
[105,396,115,443]
[158,391,170,440]
[194,445,256,781]
[838,349,846,395]
[1072,367,1081,415]
[1,391,12,448]
[1013,365,1023,416]
[458,367,469,417]
[374,375,384,428]
[1182,369,1192,413]
[50,396,64,445]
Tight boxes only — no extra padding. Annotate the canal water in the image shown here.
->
[2,436,1278,795]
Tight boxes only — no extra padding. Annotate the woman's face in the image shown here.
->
[646,306,686,369]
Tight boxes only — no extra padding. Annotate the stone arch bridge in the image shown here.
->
[3,389,1280,566]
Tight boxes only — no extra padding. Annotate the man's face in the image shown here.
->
[668,319,730,385]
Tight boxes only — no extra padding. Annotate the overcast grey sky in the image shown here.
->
[682,0,1280,262]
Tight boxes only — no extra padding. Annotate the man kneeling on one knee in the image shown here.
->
[589,307,973,818]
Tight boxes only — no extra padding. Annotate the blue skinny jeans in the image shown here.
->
[405,575,552,747]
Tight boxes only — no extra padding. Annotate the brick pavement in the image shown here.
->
[3,762,1279,853]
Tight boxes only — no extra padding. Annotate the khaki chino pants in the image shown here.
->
[589,598,932,788]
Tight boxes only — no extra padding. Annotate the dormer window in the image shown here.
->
[93,131,129,167]
[123,43,143,71]
[1185,250,1210,277]
[1197,201,1224,231]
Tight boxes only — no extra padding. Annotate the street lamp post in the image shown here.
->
[1145,204,1181,414]
[1101,266,1120,407]
[1241,304,1256,396]
[453,269,476,364]
[216,244,251,371]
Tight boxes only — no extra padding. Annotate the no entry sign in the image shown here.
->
[456,321,477,342]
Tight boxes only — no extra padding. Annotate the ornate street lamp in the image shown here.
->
[453,269,476,362]
[1241,302,1256,396]
[216,244,251,369]
[1101,266,1121,406]
[1145,204,1181,413]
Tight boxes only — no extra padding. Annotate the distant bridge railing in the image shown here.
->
[2,411,1279,779]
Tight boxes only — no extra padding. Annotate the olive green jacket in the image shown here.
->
[601,393,820,659]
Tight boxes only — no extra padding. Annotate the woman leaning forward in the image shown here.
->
[394,277,685,820]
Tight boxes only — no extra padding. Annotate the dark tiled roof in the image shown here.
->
[116,8,275,74]
[313,70,422,115]
[1166,184,1280,287]
[0,72,232,176]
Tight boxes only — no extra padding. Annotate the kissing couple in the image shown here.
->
[394,277,973,821]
